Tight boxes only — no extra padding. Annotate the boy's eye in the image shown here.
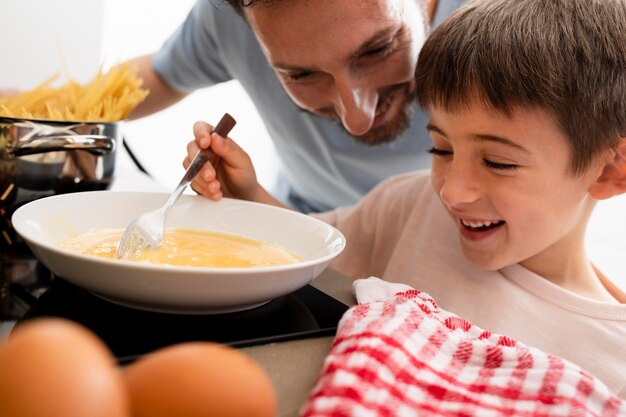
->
[429,147,519,171]
[427,147,452,156]
[483,159,519,171]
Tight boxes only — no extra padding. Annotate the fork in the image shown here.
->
[117,113,237,260]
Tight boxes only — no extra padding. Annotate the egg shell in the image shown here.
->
[0,318,130,417]
[124,341,276,417]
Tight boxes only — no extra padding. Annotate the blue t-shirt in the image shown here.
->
[153,0,464,212]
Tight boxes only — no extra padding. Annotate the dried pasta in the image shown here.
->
[0,62,149,122]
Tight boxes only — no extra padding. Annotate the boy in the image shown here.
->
[184,0,626,397]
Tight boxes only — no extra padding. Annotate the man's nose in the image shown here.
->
[334,76,377,136]
[439,162,482,208]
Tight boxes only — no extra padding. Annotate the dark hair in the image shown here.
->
[414,0,626,175]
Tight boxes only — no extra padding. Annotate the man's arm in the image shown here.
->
[126,54,189,120]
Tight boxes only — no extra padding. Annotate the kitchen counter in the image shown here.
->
[0,266,355,417]
[243,268,355,417]
[0,265,355,417]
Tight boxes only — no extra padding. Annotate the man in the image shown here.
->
[129,0,465,212]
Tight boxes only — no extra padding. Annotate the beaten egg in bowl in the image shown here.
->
[13,192,345,313]
[59,228,303,268]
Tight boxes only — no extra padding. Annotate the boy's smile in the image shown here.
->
[426,99,604,281]
[458,218,506,241]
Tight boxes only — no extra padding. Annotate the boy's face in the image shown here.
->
[245,0,426,145]
[427,100,603,277]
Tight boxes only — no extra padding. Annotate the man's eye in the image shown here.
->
[427,147,452,156]
[281,71,314,82]
[483,159,519,171]
[276,70,315,82]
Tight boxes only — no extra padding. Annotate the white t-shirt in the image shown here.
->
[152,0,465,212]
[315,170,626,398]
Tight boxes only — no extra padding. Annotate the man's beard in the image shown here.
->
[343,83,415,146]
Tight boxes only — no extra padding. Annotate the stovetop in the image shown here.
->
[1,162,349,360]
[1,245,349,363]
[1,245,55,320]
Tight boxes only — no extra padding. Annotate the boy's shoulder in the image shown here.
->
[373,169,433,199]
[359,169,439,219]
[380,169,431,187]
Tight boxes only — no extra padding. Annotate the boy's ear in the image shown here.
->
[589,138,626,200]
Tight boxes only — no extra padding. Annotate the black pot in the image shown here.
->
[0,116,120,251]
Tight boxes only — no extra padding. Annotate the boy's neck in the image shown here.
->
[593,266,626,303]
[570,264,620,303]
[522,243,621,303]
[539,260,621,303]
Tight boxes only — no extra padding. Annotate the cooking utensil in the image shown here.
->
[117,113,236,260]
[0,116,120,251]
[11,191,346,314]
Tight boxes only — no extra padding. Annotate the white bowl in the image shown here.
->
[12,191,345,314]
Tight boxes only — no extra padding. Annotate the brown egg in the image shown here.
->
[0,318,130,417]
[124,342,276,417]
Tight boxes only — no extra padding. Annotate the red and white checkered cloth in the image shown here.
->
[300,277,625,417]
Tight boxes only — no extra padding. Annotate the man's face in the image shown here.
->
[245,0,428,145]
[427,98,604,279]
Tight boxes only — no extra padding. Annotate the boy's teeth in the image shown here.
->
[461,219,497,228]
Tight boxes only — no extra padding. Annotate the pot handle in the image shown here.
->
[9,135,116,157]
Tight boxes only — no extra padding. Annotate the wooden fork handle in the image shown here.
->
[185,113,237,182]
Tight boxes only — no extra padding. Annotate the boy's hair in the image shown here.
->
[415,0,626,175]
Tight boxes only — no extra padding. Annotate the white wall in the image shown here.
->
[0,0,104,87]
